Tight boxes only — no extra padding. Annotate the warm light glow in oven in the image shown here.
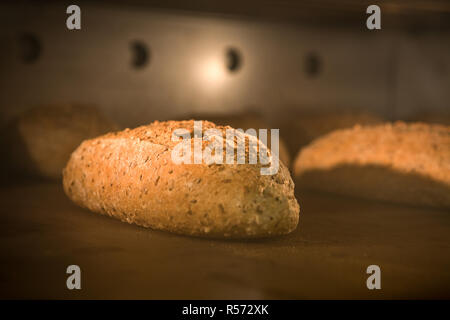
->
[198,56,227,89]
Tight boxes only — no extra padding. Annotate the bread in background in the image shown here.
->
[293,122,450,209]
[182,111,292,168]
[282,110,383,158]
[1,104,118,180]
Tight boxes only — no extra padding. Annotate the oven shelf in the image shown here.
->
[1,181,449,299]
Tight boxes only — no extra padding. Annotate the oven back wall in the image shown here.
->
[0,2,449,128]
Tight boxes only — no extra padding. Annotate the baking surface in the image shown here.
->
[0,182,449,299]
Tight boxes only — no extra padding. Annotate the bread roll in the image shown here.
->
[283,111,383,158]
[181,111,291,167]
[2,104,118,180]
[63,120,300,238]
[294,122,450,208]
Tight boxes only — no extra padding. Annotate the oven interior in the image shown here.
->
[0,0,449,299]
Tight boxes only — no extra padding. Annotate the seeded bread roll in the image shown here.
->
[293,122,450,208]
[2,104,118,180]
[63,120,300,238]
[184,111,291,167]
[283,111,383,158]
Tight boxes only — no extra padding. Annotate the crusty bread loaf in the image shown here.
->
[2,104,118,180]
[181,111,291,167]
[283,111,383,158]
[293,122,450,208]
[63,120,300,238]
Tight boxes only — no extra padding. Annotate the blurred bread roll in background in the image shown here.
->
[1,104,118,180]
[282,110,383,158]
[293,122,450,209]
[181,111,292,167]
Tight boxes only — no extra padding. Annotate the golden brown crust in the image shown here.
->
[63,120,300,238]
[283,111,383,158]
[294,122,450,208]
[179,112,291,167]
